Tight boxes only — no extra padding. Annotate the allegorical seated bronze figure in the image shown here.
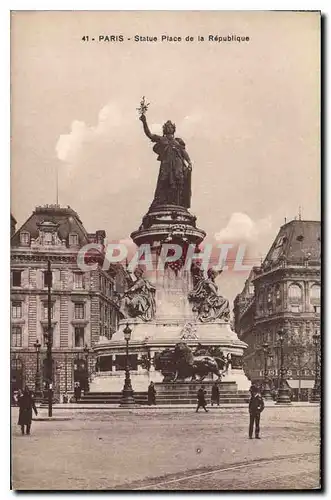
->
[138,98,192,209]
[188,268,230,322]
[119,268,156,322]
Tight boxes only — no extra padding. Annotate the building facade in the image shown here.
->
[10,204,125,399]
[234,219,321,396]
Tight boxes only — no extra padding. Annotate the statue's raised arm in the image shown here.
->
[139,114,162,143]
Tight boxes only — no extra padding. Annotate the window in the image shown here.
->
[11,357,23,372]
[43,232,53,245]
[267,288,273,313]
[314,305,320,314]
[12,301,22,319]
[74,303,85,319]
[310,285,320,302]
[290,304,300,313]
[288,284,302,301]
[20,231,30,246]
[43,270,55,288]
[69,233,79,246]
[73,273,84,289]
[12,270,22,287]
[12,326,22,347]
[74,327,85,347]
[275,287,281,303]
[115,354,138,371]
[42,303,54,319]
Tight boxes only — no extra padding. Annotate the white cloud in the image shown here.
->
[214,212,272,243]
[55,103,124,164]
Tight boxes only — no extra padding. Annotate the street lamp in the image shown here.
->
[33,339,41,399]
[45,259,53,417]
[310,332,320,403]
[120,323,135,407]
[276,329,292,405]
[261,342,273,401]
[83,344,90,394]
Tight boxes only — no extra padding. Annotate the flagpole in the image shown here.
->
[56,163,59,205]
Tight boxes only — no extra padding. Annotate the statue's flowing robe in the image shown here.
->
[121,277,156,321]
[189,278,230,322]
[151,136,191,208]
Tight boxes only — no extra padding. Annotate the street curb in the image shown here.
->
[33,417,73,421]
[29,402,320,411]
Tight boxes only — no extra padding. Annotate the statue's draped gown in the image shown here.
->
[151,136,191,208]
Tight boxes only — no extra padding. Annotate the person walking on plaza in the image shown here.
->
[17,386,38,435]
[248,385,265,439]
[74,381,81,402]
[147,381,156,405]
[211,382,220,406]
[196,385,208,412]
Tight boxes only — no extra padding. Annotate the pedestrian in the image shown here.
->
[17,386,38,435]
[74,382,81,402]
[248,385,265,439]
[211,382,220,406]
[147,381,156,405]
[196,385,208,412]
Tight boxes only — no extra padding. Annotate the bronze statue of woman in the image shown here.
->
[139,113,192,209]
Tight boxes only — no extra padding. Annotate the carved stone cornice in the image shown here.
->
[253,265,320,283]
[11,253,77,264]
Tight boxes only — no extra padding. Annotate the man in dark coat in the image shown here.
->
[147,381,156,405]
[248,385,265,439]
[196,385,209,412]
[18,387,38,435]
[74,382,82,402]
[211,382,220,406]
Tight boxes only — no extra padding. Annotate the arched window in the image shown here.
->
[288,284,302,301]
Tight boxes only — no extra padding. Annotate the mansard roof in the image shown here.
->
[263,219,321,266]
[11,204,101,248]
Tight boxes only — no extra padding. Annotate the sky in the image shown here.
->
[11,11,320,304]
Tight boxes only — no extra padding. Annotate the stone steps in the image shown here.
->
[79,384,250,405]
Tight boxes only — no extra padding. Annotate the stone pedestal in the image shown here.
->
[91,203,249,395]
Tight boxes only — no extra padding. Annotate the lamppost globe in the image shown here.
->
[123,323,132,341]
[34,339,41,351]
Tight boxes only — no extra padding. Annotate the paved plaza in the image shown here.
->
[12,405,320,491]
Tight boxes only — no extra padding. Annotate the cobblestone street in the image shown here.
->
[12,405,320,490]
